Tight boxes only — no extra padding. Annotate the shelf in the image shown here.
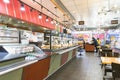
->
[0,36,18,38]
[0,42,19,43]
[0,29,18,32]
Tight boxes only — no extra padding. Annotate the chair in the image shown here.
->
[103,63,120,80]
[103,51,120,76]
[104,65,112,76]
[103,49,113,57]
[113,52,119,57]
[101,49,113,75]
[100,48,113,57]
[78,46,83,56]
[107,50,113,57]
[112,63,120,80]
[105,51,113,76]
[100,49,112,69]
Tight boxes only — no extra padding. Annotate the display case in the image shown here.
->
[0,44,47,61]
[41,30,78,51]
[0,27,19,43]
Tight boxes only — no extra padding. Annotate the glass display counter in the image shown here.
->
[0,28,19,43]
[0,44,47,61]
[41,30,78,51]
[0,44,47,77]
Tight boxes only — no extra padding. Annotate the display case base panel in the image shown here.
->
[0,68,23,80]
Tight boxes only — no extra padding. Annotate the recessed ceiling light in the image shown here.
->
[73,11,75,13]
[48,11,51,14]
[114,4,117,8]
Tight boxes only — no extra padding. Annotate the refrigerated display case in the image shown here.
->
[0,43,48,80]
[0,44,47,61]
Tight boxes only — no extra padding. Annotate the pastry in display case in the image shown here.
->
[51,35,61,49]
[41,45,50,49]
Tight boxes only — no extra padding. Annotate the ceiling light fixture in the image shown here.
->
[32,0,59,18]
[30,8,33,12]
[38,13,42,19]
[3,0,10,3]
[56,21,59,26]
[98,0,119,15]
[46,16,49,22]
[20,3,25,11]
[38,5,43,19]
[51,19,54,24]
[54,7,59,26]
[73,11,75,13]
[48,10,51,14]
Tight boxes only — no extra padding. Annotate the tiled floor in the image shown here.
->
[46,52,104,80]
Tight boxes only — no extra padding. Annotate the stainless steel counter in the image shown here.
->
[55,46,79,54]
[0,46,78,76]
[0,60,38,76]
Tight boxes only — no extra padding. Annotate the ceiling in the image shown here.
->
[60,0,120,28]
[21,0,120,30]
[21,0,68,25]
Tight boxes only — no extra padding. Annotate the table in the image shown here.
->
[101,57,120,76]
[101,57,120,64]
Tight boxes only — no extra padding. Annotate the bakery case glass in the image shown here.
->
[41,30,78,51]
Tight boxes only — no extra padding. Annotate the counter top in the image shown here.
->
[0,59,38,76]
[0,46,79,76]
[0,53,26,62]
[42,45,78,52]
[43,45,79,53]
[55,46,79,54]
[0,53,48,76]
[25,54,48,61]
